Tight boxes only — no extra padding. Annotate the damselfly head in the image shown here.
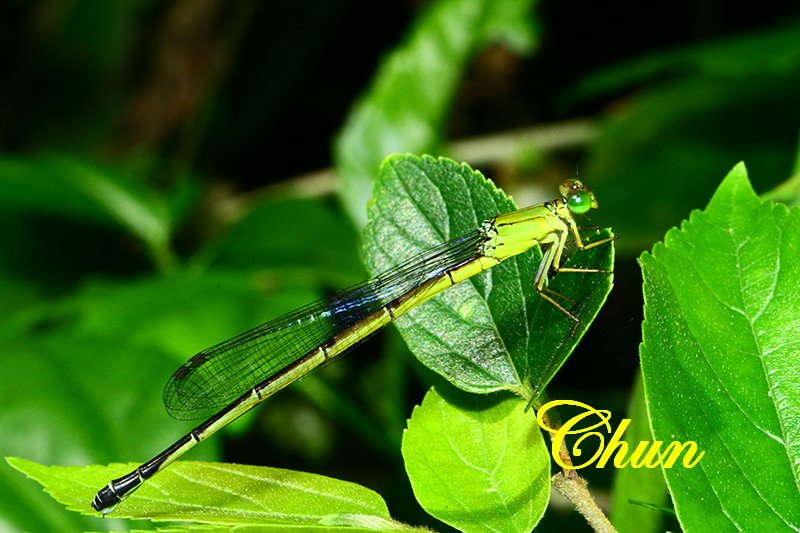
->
[559,179,598,214]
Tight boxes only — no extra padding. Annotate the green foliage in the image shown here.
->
[609,372,668,533]
[1,0,554,527]
[0,271,318,361]
[0,334,216,532]
[402,387,549,533]
[335,0,538,226]
[640,163,800,531]
[3,1,796,531]
[8,459,416,531]
[0,153,174,267]
[577,22,800,251]
[0,266,318,530]
[363,155,614,399]
[5,154,613,530]
[201,196,364,286]
[569,22,800,101]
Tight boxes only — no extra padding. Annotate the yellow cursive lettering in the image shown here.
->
[536,400,703,470]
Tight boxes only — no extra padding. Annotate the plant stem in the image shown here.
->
[450,118,597,165]
[552,471,617,533]
[224,118,598,214]
[539,404,618,533]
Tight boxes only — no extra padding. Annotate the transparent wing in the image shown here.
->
[163,229,485,420]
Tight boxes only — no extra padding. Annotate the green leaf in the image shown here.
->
[201,196,364,286]
[335,0,538,226]
[0,271,318,362]
[402,387,549,532]
[363,155,614,398]
[610,370,669,533]
[8,459,413,531]
[0,275,40,317]
[568,21,800,102]
[130,525,410,533]
[576,25,800,251]
[639,163,800,531]
[0,153,174,266]
[585,75,798,253]
[0,334,216,532]
[0,270,316,531]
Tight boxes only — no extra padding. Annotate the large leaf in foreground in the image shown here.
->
[364,155,614,399]
[402,387,549,532]
[640,163,800,531]
[8,459,413,531]
[609,371,669,533]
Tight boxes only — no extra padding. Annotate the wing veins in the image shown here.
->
[163,229,486,420]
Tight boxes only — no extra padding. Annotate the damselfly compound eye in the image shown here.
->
[567,191,592,214]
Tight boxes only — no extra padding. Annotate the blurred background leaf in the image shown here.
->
[335,0,539,226]
[0,153,176,268]
[574,21,800,250]
[199,196,364,287]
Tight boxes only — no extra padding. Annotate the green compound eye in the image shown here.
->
[567,190,592,214]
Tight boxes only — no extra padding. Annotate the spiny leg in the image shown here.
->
[535,224,615,336]
[538,288,581,337]
[546,250,612,329]
[571,223,616,251]
[533,229,582,337]
[555,222,615,276]
[542,287,574,305]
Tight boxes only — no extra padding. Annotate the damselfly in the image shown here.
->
[92,179,613,512]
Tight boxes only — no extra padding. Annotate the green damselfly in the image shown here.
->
[92,179,612,512]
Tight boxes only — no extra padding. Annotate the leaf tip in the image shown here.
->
[5,456,35,475]
[707,161,757,206]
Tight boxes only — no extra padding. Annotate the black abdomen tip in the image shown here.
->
[91,485,120,513]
